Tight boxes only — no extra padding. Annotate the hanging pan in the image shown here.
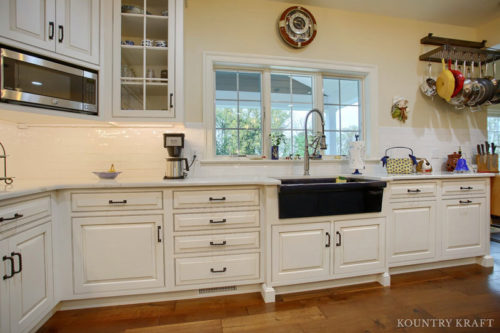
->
[436,58,455,101]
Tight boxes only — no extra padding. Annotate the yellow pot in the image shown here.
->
[436,58,455,102]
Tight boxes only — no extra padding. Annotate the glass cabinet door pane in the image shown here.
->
[121,84,144,110]
[146,84,169,110]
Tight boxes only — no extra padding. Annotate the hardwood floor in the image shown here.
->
[39,242,500,332]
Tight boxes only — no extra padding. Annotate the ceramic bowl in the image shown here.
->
[93,171,122,179]
[155,40,167,47]
[142,39,153,47]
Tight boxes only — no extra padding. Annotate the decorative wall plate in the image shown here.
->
[278,6,317,49]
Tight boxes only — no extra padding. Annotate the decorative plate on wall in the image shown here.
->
[278,6,317,49]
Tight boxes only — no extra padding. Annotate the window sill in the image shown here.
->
[200,158,381,166]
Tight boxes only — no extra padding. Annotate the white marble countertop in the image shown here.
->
[0,172,494,201]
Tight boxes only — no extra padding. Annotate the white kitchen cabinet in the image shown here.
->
[112,0,183,120]
[1,222,54,333]
[441,197,487,259]
[0,0,56,51]
[72,215,164,294]
[388,201,437,265]
[272,222,331,283]
[334,217,385,275]
[0,0,100,65]
[55,0,100,64]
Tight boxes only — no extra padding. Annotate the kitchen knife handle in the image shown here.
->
[477,144,482,156]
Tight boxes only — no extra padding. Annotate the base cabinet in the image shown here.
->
[388,201,437,265]
[272,222,331,283]
[441,197,487,259]
[72,215,164,294]
[1,222,54,333]
[334,217,385,275]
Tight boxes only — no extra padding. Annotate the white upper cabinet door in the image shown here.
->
[388,201,437,265]
[441,197,487,259]
[272,222,331,284]
[0,0,56,51]
[55,0,100,64]
[8,223,54,333]
[334,217,385,275]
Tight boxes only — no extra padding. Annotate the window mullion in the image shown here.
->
[262,70,271,156]
[313,73,323,135]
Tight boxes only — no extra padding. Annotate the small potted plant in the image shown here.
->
[269,133,286,160]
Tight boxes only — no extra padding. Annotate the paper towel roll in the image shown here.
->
[349,141,365,173]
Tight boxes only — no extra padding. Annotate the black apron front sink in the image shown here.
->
[278,177,387,219]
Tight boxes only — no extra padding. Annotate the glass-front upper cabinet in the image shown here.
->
[113,0,181,119]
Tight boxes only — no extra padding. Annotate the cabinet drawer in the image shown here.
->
[175,253,260,286]
[173,189,259,209]
[0,196,51,227]
[174,210,259,231]
[390,182,437,199]
[174,232,259,253]
[441,180,486,196]
[71,191,163,211]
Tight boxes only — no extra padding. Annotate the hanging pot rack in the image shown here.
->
[419,33,500,66]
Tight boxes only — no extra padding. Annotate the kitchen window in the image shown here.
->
[488,110,500,145]
[215,70,263,155]
[205,53,378,159]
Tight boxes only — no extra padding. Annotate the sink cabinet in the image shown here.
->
[334,217,385,275]
[271,222,331,283]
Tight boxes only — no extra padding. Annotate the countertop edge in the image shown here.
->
[0,173,495,201]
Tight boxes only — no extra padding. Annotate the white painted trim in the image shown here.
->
[202,51,379,159]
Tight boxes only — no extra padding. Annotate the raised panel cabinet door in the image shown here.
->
[272,222,331,284]
[8,223,54,333]
[388,201,437,265]
[72,215,164,294]
[0,239,11,333]
[441,197,487,259]
[0,0,56,51]
[334,217,385,275]
[55,0,100,64]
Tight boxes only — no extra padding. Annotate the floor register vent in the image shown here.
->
[199,286,237,294]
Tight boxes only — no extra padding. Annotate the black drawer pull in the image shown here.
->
[209,218,227,224]
[210,267,227,273]
[210,241,227,246]
[109,200,127,204]
[169,93,174,108]
[336,231,342,246]
[11,252,22,275]
[460,186,473,190]
[325,232,331,247]
[407,189,421,193]
[459,200,472,204]
[209,197,226,201]
[2,256,14,280]
[0,213,23,223]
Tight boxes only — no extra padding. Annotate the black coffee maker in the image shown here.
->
[164,133,190,179]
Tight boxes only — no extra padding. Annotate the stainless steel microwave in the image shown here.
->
[0,47,98,114]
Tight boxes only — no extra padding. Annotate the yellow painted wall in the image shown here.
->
[184,0,485,132]
[478,15,500,47]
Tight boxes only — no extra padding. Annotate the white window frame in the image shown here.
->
[203,52,379,159]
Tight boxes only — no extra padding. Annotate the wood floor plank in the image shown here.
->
[222,306,324,332]
[125,319,222,333]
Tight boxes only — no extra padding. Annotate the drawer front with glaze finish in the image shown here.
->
[390,182,437,199]
[441,180,486,196]
[175,253,260,285]
[0,196,51,228]
[174,232,259,253]
[173,189,259,209]
[71,191,163,211]
[174,210,260,231]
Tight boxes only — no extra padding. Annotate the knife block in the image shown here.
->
[476,154,499,173]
